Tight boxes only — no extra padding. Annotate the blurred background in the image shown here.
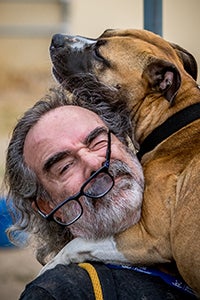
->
[0,0,199,299]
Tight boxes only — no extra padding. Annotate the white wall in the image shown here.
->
[69,0,143,37]
[0,0,199,80]
[163,0,200,81]
[69,0,200,81]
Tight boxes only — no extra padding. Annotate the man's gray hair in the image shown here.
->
[4,82,133,265]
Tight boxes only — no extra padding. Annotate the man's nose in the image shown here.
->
[78,149,104,178]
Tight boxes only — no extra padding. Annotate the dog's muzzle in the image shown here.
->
[49,34,96,84]
[50,34,95,52]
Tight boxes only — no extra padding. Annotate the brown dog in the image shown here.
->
[48,29,200,295]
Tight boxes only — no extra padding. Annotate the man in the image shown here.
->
[5,87,195,299]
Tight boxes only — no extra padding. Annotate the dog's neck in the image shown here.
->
[137,102,200,161]
[134,80,200,144]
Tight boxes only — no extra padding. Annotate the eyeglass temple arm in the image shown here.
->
[105,130,111,167]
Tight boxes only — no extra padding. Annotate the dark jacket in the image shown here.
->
[19,263,196,300]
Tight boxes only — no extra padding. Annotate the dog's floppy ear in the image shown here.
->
[142,59,181,105]
[170,43,198,80]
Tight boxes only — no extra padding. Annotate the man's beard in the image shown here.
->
[68,156,144,240]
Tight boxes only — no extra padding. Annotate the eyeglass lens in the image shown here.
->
[83,172,114,198]
[53,199,83,225]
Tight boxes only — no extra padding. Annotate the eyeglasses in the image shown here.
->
[35,130,114,226]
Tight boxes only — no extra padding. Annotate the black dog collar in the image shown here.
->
[137,102,200,161]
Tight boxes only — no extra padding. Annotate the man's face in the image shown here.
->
[24,106,144,239]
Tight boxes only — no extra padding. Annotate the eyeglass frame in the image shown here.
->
[34,129,114,226]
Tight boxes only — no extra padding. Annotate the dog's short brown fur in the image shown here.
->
[50,29,200,295]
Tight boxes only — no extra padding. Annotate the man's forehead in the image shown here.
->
[41,105,101,122]
[30,105,104,135]
[24,105,105,147]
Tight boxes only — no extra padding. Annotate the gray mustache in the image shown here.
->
[109,159,135,178]
[109,159,144,190]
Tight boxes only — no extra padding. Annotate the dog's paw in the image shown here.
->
[38,250,70,275]
[62,236,127,263]
[38,236,127,276]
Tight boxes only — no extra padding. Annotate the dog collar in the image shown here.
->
[137,102,200,161]
[106,263,196,297]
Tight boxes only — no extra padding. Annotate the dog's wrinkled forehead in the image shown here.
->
[98,29,197,80]
[98,29,176,60]
[100,29,173,57]
[99,28,162,42]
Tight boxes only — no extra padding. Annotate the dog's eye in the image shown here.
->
[93,47,103,61]
[93,41,106,61]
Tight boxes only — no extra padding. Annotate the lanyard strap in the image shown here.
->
[106,263,196,298]
[79,263,103,300]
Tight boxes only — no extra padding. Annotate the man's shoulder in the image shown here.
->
[19,263,95,300]
[19,262,120,300]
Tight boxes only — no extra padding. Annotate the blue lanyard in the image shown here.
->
[106,263,197,298]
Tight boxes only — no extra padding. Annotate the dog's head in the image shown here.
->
[50,29,197,104]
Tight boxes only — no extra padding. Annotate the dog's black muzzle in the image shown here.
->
[49,34,96,84]
[50,34,95,51]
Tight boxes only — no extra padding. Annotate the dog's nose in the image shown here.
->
[51,34,65,49]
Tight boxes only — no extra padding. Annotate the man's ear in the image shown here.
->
[32,198,53,214]
[32,198,63,220]
[142,59,181,105]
